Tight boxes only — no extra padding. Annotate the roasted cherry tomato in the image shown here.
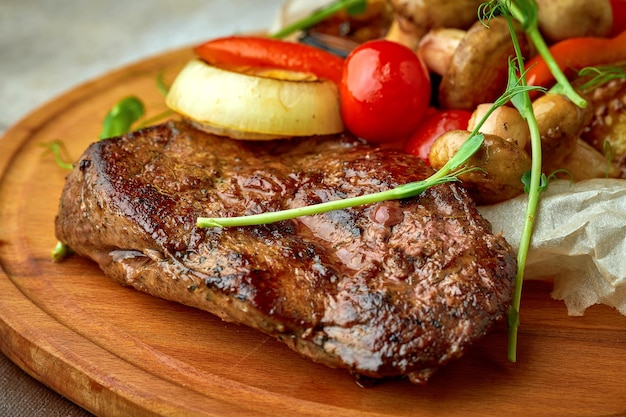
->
[403,109,472,164]
[194,36,344,84]
[339,40,431,144]
[610,0,626,36]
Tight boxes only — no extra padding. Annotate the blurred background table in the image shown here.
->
[0,1,283,415]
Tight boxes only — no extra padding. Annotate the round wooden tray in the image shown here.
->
[1,47,625,417]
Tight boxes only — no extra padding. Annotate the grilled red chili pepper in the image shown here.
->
[194,36,344,85]
[525,30,626,89]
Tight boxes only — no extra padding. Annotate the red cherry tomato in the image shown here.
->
[194,36,345,85]
[403,109,472,164]
[610,0,626,36]
[339,40,431,144]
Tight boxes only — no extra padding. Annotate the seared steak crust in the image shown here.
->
[55,121,516,383]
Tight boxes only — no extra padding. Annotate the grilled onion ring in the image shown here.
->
[166,59,344,140]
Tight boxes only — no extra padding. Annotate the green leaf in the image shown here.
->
[521,170,532,194]
[507,58,527,113]
[522,171,551,194]
[507,305,520,329]
[99,96,145,140]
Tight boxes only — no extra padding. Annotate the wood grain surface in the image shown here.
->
[1,47,625,417]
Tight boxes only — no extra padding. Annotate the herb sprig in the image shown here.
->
[500,0,587,108]
[555,65,626,95]
[481,0,545,362]
[40,140,74,170]
[480,0,591,362]
[197,133,484,228]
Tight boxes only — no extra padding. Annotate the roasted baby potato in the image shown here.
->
[429,130,532,204]
[438,17,530,110]
[467,104,530,150]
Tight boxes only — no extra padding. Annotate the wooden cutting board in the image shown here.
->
[1,46,626,417]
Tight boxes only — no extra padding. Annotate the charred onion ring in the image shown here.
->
[167,36,346,140]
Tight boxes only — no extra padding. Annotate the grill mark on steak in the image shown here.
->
[55,120,517,384]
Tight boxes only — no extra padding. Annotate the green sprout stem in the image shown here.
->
[507,26,543,360]
[270,0,367,39]
[507,113,542,361]
[491,0,545,362]
[505,0,587,108]
[197,134,484,228]
[40,140,74,170]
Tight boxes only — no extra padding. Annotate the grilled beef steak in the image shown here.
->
[55,120,517,384]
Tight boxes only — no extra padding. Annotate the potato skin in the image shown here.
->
[389,0,483,37]
[532,94,592,169]
[429,130,532,205]
[468,104,530,150]
[536,0,612,42]
[438,17,530,111]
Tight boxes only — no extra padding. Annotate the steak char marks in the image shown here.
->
[55,120,516,384]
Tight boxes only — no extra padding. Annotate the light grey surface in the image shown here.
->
[0,1,283,415]
[0,0,283,134]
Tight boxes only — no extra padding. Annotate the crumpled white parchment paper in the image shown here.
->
[479,178,626,316]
